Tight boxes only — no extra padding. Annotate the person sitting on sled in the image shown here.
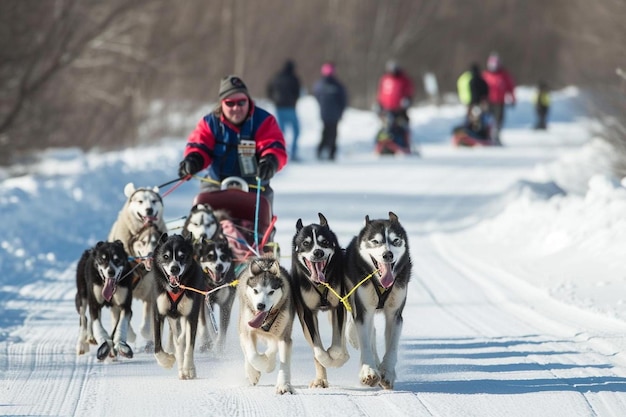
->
[452,105,494,147]
[178,75,287,208]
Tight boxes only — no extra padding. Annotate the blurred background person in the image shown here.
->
[534,81,550,130]
[482,52,516,145]
[376,59,414,128]
[313,62,347,161]
[267,59,302,161]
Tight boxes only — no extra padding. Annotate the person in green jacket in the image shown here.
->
[457,63,489,114]
[534,81,550,130]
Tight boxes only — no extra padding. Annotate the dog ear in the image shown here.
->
[296,218,303,230]
[389,212,398,223]
[152,186,160,194]
[364,215,371,225]
[124,182,136,198]
[318,213,328,227]
[95,241,106,249]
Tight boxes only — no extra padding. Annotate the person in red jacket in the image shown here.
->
[482,53,516,145]
[376,60,415,126]
[178,75,287,207]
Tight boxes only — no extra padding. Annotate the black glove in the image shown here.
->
[178,153,204,179]
[257,154,278,181]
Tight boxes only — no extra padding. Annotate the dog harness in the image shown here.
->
[374,284,394,309]
[167,288,185,312]
[261,308,281,332]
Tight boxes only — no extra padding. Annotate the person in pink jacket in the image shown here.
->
[482,53,516,145]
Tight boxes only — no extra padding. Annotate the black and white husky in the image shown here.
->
[75,240,134,360]
[238,257,295,394]
[195,237,236,353]
[344,212,412,390]
[291,213,349,388]
[151,234,205,379]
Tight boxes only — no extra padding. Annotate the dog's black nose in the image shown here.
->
[216,264,224,272]
[146,207,153,215]
[382,251,394,262]
[313,249,324,258]
[256,303,266,311]
[170,265,180,275]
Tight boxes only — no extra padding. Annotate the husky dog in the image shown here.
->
[109,182,167,350]
[108,183,167,252]
[195,237,236,353]
[127,222,163,347]
[291,213,349,388]
[181,204,222,243]
[151,234,205,379]
[344,212,412,390]
[75,240,134,360]
[238,257,295,394]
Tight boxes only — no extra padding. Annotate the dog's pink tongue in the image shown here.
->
[378,263,395,288]
[248,310,269,328]
[102,278,116,301]
[314,262,326,283]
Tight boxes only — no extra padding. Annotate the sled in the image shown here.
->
[192,176,278,259]
[374,111,414,155]
[451,127,493,147]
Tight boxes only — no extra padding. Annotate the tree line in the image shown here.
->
[1,0,624,170]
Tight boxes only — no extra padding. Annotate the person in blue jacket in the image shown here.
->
[313,62,348,161]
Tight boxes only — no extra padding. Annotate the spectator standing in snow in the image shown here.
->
[534,81,550,130]
[482,52,516,145]
[376,60,415,127]
[267,59,302,161]
[313,62,347,161]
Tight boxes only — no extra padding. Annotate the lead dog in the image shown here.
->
[344,212,412,390]
[75,240,134,360]
[238,257,295,394]
[151,234,204,379]
[291,213,349,388]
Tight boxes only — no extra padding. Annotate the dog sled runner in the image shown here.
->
[192,176,279,259]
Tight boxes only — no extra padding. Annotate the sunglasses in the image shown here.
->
[223,98,248,108]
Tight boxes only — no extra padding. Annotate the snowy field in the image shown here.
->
[2,87,626,416]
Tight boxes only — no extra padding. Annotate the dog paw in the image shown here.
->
[115,341,133,358]
[359,364,381,387]
[327,346,349,367]
[246,367,261,385]
[275,383,295,395]
[155,351,176,369]
[179,366,196,380]
[76,341,90,356]
[378,367,395,390]
[309,378,329,389]
[96,342,111,361]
